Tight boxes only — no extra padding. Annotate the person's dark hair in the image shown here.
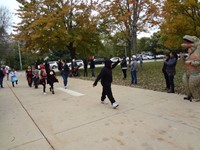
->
[172,51,178,60]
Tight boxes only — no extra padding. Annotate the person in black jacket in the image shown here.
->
[90,58,95,77]
[0,67,5,88]
[165,51,178,93]
[48,66,58,94]
[93,59,120,109]
[58,60,63,75]
[120,56,127,79]
[61,60,70,89]
[83,59,88,77]
[162,53,170,91]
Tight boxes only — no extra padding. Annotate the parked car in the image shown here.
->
[110,57,122,63]
[67,59,84,68]
[48,61,58,69]
[155,55,165,59]
[137,54,154,60]
[94,58,105,64]
[76,59,84,67]
[143,55,154,60]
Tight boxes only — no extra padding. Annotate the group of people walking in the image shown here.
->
[1,49,195,109]
[25,62,59,94]
[0,66,18,88]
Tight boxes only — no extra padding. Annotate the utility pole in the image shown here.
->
[18,41,22,70]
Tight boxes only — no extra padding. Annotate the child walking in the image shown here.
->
[39,64,47,94]
[10,69,18,87]
[48,66,58,94]
[93,59,120,109]
[32,65,39,89]
[26,66,33,87]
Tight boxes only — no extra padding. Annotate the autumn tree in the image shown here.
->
[160,0,200,49]
[98,0,161,60]
[14,0,103,62]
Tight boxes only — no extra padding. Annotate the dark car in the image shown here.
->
[94,58,105,64]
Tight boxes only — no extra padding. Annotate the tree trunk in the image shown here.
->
[132,2,138,56]
[127,39,131,64]
[67,42,76,69]
[132,28,137,55]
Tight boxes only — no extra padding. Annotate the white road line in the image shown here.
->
[57,87,84,97]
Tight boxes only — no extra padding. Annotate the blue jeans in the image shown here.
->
[62,73,68,86]
[168,75,174,92]
[131,70,137,84]
[91,68,95,77]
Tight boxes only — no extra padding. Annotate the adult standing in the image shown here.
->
[165,51,178,93]
[83,59,88,77]
[162,53,170,91]
[0,67,5,88]
[61,60,70,89]
[120,56,127,79]
[58,59,63,75]
[130,57,138,86]
[139,55,143,68]
[44,60,50,75]
[90,57,95,77]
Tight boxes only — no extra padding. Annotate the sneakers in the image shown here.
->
[112,102,119,109]
[184,96,192,102]
[64,86,67,89]
[43,92,47,95]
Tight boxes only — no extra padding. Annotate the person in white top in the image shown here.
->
[10,69,18,87]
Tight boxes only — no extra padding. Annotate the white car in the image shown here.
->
[156,55,165,59]
[67,59,84,68]
[143,55,154,60]
[110,57,122,63]
[76,59,84,67]
[48,61,58,69]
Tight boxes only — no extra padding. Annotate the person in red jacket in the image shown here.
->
[39,64,47,94]
[26,66,33,87]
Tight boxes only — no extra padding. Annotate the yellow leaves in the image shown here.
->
[160,0,200,49]
[60,5,70,16]
[30,33,41,40]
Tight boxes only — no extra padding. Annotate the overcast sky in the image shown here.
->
[0,0,20,33]
[0,0,19,20]
[0,0,154,37]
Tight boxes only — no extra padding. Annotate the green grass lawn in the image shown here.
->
[77,60,186,94]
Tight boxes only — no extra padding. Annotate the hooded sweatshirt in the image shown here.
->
[94,59,119,86]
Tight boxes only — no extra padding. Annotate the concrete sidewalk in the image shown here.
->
[0,72,200,150]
